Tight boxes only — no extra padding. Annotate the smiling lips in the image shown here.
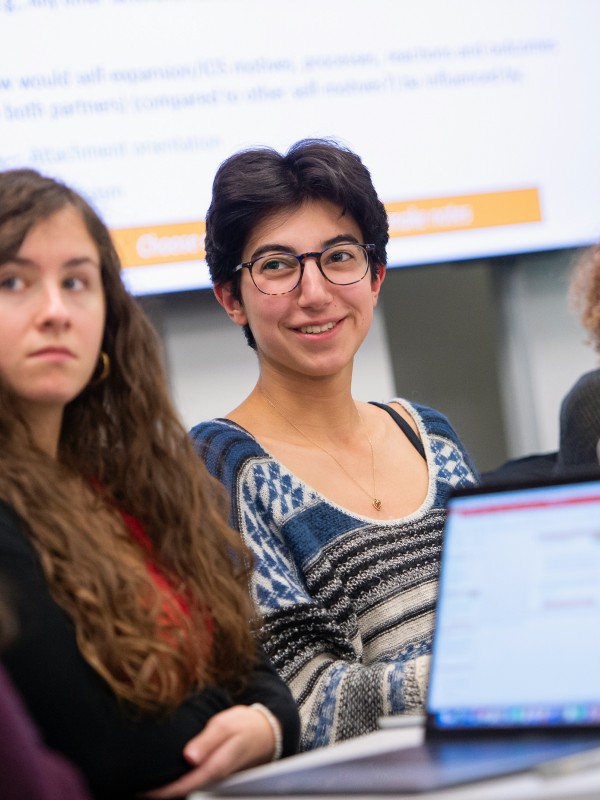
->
[299,321,337,334]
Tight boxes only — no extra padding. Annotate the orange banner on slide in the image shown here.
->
[386,188,541,237]
[112,188,540,267]
[111,220,206,268]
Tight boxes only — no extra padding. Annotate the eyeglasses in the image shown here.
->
[233,242,376,296]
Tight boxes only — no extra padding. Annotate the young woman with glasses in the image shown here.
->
[0,168,299,799]
[190,139,478,750]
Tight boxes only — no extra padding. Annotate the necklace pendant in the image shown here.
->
[372,498,382,511]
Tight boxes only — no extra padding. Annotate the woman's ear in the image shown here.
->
[214,283,248,327]
[371,264,386,306]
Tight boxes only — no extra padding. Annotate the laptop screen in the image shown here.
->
[427,475,600,732]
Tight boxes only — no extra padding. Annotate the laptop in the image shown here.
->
[208,472,600,795]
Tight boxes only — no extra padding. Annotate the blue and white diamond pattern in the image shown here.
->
[238,459,317,610]
[430,437,474,487]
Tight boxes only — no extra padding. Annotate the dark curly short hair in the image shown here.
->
[204,138,389,348]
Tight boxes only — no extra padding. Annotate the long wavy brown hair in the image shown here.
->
[0,169,256,711]
[570,243,600,354]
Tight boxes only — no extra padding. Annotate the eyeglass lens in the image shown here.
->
[251,244,369,294]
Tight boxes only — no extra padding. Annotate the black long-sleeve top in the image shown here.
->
[0,501,300,800]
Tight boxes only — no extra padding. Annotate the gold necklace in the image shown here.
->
[259,388,382,511]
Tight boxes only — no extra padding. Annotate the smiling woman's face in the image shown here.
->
[0,205,106,426]
[219,199,384,382]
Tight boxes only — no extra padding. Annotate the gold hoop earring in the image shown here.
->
[91,352,110,385]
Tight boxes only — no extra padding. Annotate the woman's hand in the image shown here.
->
[141,704,278,798]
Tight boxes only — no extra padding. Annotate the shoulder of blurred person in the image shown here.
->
[0,582,91,800]
[557,369,600,471]
[0,663,92,800]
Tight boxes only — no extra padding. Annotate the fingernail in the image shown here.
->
[184,745,201,765]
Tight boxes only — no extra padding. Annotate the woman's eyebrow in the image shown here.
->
[249,243,293,260]
[62,257,101,269]
[0,255,34,268]
[323,234,361,247]
[249,234,360,260]
[0,255,100,269]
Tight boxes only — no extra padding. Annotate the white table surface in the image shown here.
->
[190,725,600,800]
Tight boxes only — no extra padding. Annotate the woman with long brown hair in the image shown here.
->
[0,168,299,799]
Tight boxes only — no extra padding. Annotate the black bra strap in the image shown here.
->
[369,401,426,460]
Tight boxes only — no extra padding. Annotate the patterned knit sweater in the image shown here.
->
[190,399,478,750]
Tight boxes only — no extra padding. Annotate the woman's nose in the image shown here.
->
[297,258,332,305]
[37,284,70,329]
